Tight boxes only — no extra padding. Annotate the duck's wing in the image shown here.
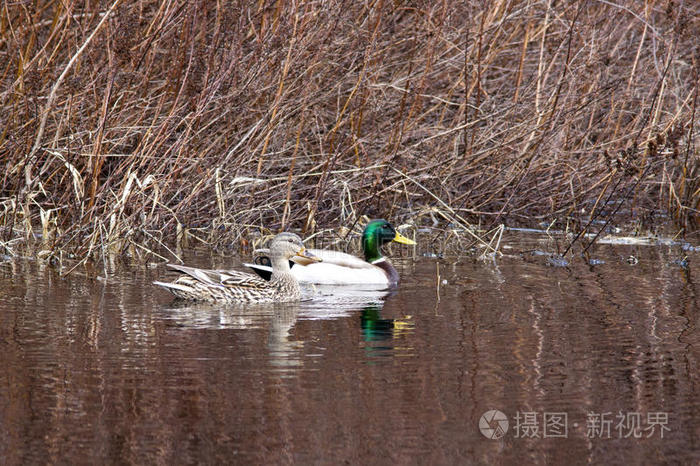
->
[243,262,273,281]
[299,249,374,269]
[245,249,374,281]
[166,264,270,289]
[219,270,271,289]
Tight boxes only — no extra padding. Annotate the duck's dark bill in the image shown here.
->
[294,248,322,264]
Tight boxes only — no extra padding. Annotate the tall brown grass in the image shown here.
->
[1,1,698,263]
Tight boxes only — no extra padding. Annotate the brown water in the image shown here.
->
[1,234,699,464]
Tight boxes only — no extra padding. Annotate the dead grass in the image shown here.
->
[1,1,699,265]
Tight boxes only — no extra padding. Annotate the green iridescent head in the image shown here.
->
[361,219,415,263]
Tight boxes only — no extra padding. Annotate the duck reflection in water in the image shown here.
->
[360,305,414,360]
[160,301,305,376]
[267,306,304,375]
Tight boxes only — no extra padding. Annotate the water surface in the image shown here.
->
[1,234,698,464]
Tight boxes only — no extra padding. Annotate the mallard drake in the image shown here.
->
[245,219,415,288]
[154,233,321,303]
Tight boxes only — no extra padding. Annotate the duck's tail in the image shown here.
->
[153,280,193,293]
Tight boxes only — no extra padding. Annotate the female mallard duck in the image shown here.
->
[154,233,321,303]
[245,219,415,288]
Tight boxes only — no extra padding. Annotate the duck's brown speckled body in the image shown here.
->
[154,233,319,303]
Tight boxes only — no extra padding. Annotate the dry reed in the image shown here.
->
[1,1,699,265]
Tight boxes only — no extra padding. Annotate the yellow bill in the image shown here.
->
[392,231,416,245]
